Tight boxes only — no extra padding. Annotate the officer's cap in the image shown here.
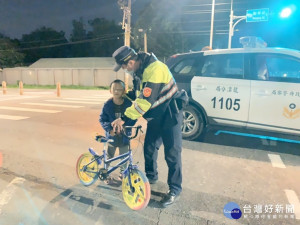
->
[112,46,137,72]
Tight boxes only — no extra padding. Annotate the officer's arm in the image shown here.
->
[122,81,164,121]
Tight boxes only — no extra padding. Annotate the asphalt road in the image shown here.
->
[0,89,300,225]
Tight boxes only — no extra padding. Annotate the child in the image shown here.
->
[99,79,136,181]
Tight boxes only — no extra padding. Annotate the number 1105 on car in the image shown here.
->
[211,97,241,111]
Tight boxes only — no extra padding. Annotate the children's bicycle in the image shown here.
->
[76,125,151,210]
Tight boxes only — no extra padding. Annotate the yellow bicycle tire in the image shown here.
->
[76,153,99,186]
[122,169,151,210]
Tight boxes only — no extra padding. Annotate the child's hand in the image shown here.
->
[111,118,125,134]
[109,130,115,136]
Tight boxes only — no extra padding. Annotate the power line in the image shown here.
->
[17,32,123,44]
[0,35,123,52]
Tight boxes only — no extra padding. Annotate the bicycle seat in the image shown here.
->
[95,135,114,143]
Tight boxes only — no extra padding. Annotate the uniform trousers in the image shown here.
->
[144,108,183,195]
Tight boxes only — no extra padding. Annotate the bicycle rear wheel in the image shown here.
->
[122,169,151,210]
[76,153,99,186]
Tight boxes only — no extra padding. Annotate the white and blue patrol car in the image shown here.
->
[167,44,300,141]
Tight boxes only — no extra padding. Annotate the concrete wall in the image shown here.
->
[0,70,3,84]
[2,68,132,87]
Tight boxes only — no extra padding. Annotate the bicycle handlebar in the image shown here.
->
[122,125,143,140]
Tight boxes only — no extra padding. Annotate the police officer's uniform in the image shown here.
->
[112,46,183,196]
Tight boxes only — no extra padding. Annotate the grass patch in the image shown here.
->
[6,84,109,90]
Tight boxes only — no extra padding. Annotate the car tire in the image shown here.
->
[181,105,205,140]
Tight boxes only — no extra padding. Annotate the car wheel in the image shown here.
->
[181,105,205,140]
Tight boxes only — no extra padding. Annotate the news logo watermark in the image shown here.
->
[224,202,296,220]
[242,203,296,219]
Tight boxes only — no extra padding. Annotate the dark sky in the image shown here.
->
[0,0,299,50]
[0,0,149,39]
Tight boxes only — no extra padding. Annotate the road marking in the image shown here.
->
[25,91,54,95]
[94,94,111,97]
[0,177,26,215]
[45,100,101,105]
[0,106,61,113]
[81,96,111,99]
[285,189,300,219]
[0,114,29,120]
[268,154,286,168]
[21,103,84,108]
[0,96,40,101]
[63,97,103,101]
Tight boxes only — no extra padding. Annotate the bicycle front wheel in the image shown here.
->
[76,153,99,186]
[122,169,151,210]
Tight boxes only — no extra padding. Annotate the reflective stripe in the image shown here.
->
[151,85,178,109]
[160,78,175,94]
[134,102,145,115]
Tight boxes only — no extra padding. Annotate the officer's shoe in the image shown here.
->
[160,190,180,208]
[147,178,158,184]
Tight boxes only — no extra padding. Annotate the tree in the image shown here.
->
[0,34,25,68]
[19,27,69,65]
[69,18,90,57]
[132,0,201,58]
[87,18,124,57]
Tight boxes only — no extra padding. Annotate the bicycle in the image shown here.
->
[76,125,151,210]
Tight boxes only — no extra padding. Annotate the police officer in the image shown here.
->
[111,46,183,208]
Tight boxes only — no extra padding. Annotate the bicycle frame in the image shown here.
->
[87,142,137,187]
[82,126,143,191]
[77,125,150,210]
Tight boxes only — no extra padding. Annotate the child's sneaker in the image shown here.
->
[104,177,112,185]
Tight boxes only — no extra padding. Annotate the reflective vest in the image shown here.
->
[124,53,178,121]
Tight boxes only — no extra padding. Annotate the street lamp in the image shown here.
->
[228,0,246,49]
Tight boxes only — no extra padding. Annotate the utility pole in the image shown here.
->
[228,0,233,49]
[122,0,131,47]
[209,0,215,49]
[228,0,246,49]
[121,0,131,90]
[144,32,147,52]
[138,29,148,52]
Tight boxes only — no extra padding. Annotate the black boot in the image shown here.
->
[160,190,180,208]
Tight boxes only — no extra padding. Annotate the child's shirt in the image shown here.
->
[99,97,136,147]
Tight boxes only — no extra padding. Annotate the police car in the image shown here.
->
[167,39,300,141]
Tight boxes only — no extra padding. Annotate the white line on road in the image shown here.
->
[0,106,61,113]
[90,94,111,97]
[81,96,111,99]
[25,91,54,95]
[0,177,26,215]
[45,100,101,105]
[63,97,103,101]
[0,114,29,120]
[285,189,300,219]
[0,96,41,101]
[268,154,286,168]
[21,103,84,108]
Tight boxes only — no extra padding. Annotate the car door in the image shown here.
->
[247,53,300,135]
[191,53,251,126]
[168,53,203,96]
